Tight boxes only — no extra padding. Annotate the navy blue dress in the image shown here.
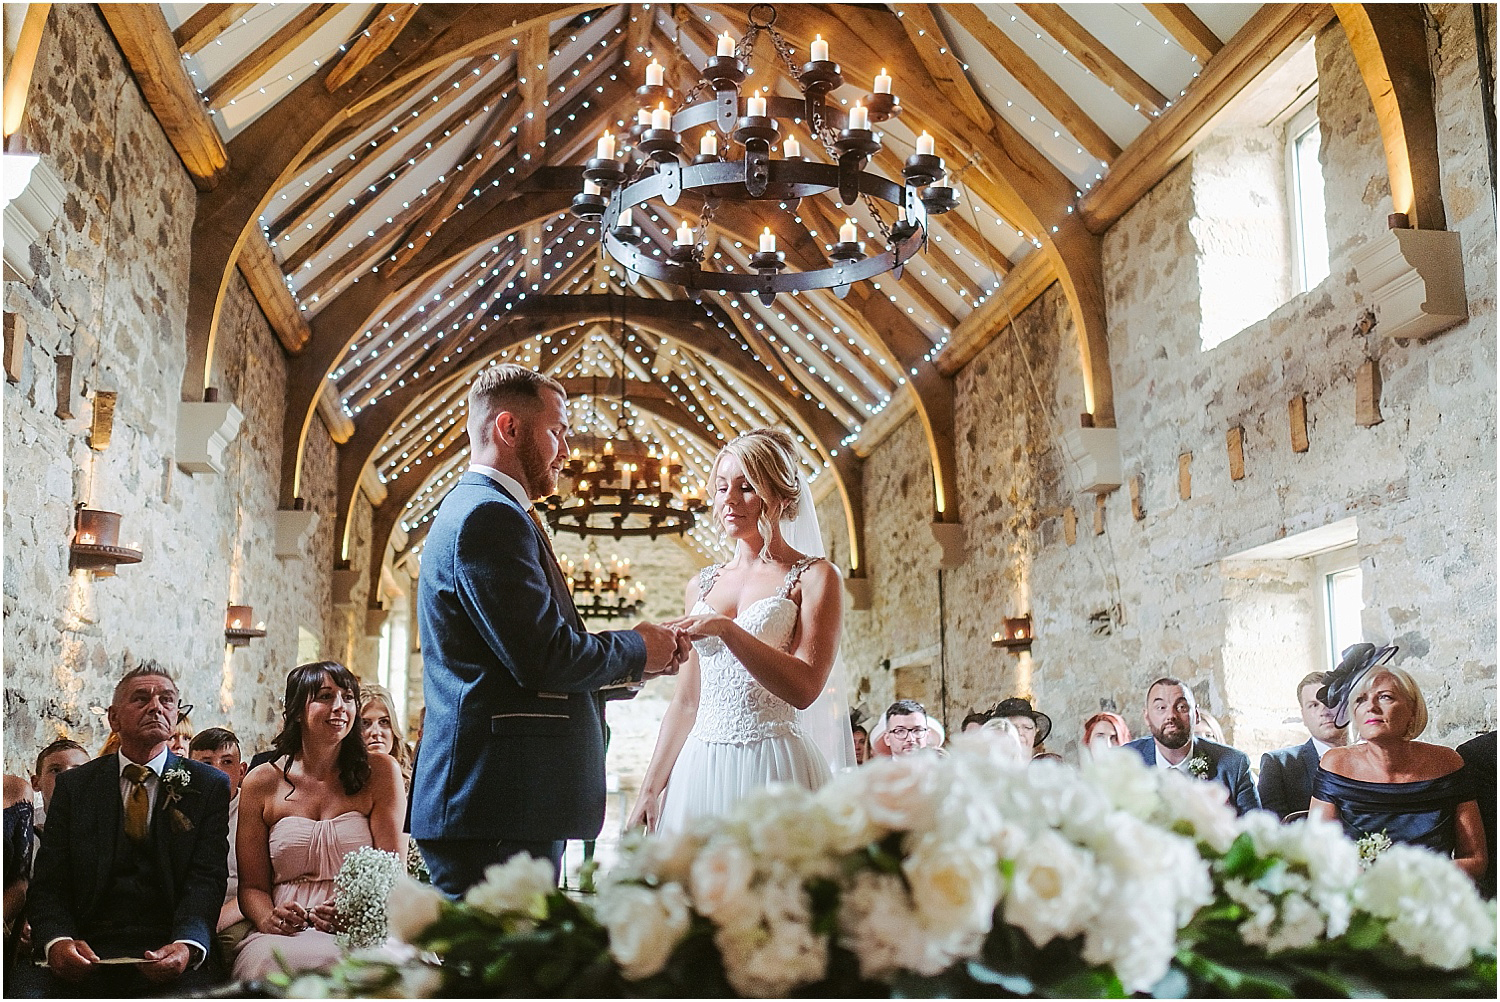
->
[1313,765,1475,855]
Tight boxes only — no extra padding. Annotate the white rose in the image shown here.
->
[463,854,555,919]
[385,877,445,942]
[598,882,692,980]
[837,871,950,978]
[1004,830,1098,947]
[716,873,828,997]
[861,754,942,832]
[1155,770,1239,853]
[903,835,1001,941]
[1079,747,1161,819]
[1080,890,1179,993]
[689,837,756,923]
[816,775,878,852]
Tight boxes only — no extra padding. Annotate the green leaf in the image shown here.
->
[1218,834,1260,878]
[1041,965,1126,998]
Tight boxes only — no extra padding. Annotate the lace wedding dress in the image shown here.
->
[655,558,833,834]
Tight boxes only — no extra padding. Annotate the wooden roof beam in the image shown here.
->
[1017,4,1168,117]
[1144,4,1224,64]
[173,4,254,56]
[326,4,421,92]
[204,4,345,110]
[943,4,1120,164]
[237,232,311,354]
[4,3,51,139]
[99,4,228,190]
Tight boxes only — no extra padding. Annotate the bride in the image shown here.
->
[626,428,855,834]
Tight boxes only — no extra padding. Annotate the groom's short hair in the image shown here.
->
[467,365,566,444]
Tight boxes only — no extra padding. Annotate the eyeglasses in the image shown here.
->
[888,726,928,739]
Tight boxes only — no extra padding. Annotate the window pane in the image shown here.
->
[1294,122,1330,289]
[1326,566,1363,668]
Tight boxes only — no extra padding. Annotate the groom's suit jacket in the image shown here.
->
[1257,739,1323,821]
[27,752,230,954]
[1125,736,1262,816]
[411,471,646,843]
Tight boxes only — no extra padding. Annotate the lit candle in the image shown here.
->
[636,108,650,126]
[811,34,829,61]
[596,131,616,159]
[700,131,718,157]
[255,621,266,631]
[231,618,242,629]
[619,207,633,226]
[874,67,892,94]
[759,227,776,252]
[746,94,767,118]
[717,31,735,57]
[783,137,801,158]
[79,533,95,545]
[676,221,694,245]
[583,179,600,195]
[840,217,858,243]
[651,102,671,130]
[848,102,869,130]
[916,131,935,155]
[645,59,665,86]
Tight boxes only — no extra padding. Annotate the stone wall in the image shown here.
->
[839,10,1496,761]
[2,5,337,766]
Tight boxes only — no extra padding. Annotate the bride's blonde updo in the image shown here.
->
[711,428,802,551]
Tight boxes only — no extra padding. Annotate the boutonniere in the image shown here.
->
[161,765,196,833]
[1186,755,1211,779]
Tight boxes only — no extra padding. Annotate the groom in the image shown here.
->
[412,365,685,896]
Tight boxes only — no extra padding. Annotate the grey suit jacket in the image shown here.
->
[1125,736,1262,816]
[1258,739,1322,821]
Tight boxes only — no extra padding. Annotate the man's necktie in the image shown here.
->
[526,507,558,561]
[123,763,151,841]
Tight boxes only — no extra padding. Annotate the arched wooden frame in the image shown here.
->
[332,294,868,576]
[1332,4,1447,230]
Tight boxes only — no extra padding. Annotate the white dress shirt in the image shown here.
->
[1311,736,1336,760]
[469,463,532,509]
[1153,739,1197,773]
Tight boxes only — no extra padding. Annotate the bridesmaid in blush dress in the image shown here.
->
[232,662,406,982]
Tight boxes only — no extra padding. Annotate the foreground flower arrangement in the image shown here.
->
[268,739,1495,998]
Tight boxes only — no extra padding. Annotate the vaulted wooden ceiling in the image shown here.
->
[101,2,1337,582]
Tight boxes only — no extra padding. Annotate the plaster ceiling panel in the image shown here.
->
[1062,3,1204,101]
[1184,3,1263,46]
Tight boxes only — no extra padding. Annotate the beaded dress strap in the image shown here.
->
[776,557,821,600]
[697,563,724,602]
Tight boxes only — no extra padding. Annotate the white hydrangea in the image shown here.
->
[597,882,692,980]
[1079,746,1163,819]
[836,870,957,978]
[463,853,555,920]
[1355,845,1496,970]
[1079,875,1182,993]
[715,869,828,997]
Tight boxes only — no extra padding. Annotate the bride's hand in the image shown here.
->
[625,789,662,833]
[662,613,735,640]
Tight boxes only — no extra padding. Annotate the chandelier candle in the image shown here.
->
[874,67,893,94]
[645,59,665,87]
[717,31,735,57]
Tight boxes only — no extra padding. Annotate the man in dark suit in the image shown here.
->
[1258,671,1349,821]
[1126,677,1260,816]
[26,666,230,996]
[1456,730,1496,898]
[412,365,684,897]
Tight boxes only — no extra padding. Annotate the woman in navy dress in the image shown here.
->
[1309,646,1486,881]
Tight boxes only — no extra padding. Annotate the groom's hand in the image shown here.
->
[633,621,683,676]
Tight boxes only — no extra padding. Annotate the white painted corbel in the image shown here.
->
[360,462,388,507]
[176,399,244,475]
[1060,426,1122,494]
[274,507,320,561]
[844,575,872,611]
[929,521,966,570]
[3,152,64,283]
[1350,226,1468,341]
[331,567,360,609]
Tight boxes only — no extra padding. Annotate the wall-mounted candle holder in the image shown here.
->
[70,508,142,577]
[225,604,267,647]
[991,615,1034,654]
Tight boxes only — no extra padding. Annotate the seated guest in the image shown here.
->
[188,728,251,957]
[1194,709,1225,744]
[924,714,946,750]
[1456,730,1496,898]
[233,662,405,982]
[359,684,412,790]
[851,724,869,765]
[1125,677,1260,815]
[26,666,230,995]
[4,776,34,977]
[1258,671,1349,821]
[871,700,932,757]
[29,740,88,833]
[1310,648,1485,882]
[961,709,992,734]
[169,709,196,758]
[1082,711,1132,753]
[978,717,1029,763]
[992,697,1050,759]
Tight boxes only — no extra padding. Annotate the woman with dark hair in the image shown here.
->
[232,663,405,981]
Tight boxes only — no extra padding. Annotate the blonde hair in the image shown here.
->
[1350,666,1428,740]
[359,684,412,778]
[711,429,802,555]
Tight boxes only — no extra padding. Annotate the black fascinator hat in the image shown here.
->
[1318,643,1399,727]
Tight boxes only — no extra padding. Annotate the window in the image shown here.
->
[1318,557,1364,670]
[1287,100,1329,292]
[297,626,321,664]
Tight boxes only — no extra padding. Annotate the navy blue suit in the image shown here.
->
[1258,739,1323,821]
[1126,736,1262,816]
[412,471,645,893]
[25,752,229,994]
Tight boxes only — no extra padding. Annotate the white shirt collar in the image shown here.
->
[118,745,170,779]
[1311,736,1335,759]
[469,463,532,509]
[1153,738,1196,771]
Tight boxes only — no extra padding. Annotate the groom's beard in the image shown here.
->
[517,436,559,498]
[1153,719,1191,750]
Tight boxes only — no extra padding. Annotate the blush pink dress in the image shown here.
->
[231,811,373,982]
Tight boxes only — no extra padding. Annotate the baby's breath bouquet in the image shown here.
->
[333,847,403,950]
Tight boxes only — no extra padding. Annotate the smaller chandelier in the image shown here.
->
[559,541,646,621]
[571,3,958,306]
[542,436,707,539]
